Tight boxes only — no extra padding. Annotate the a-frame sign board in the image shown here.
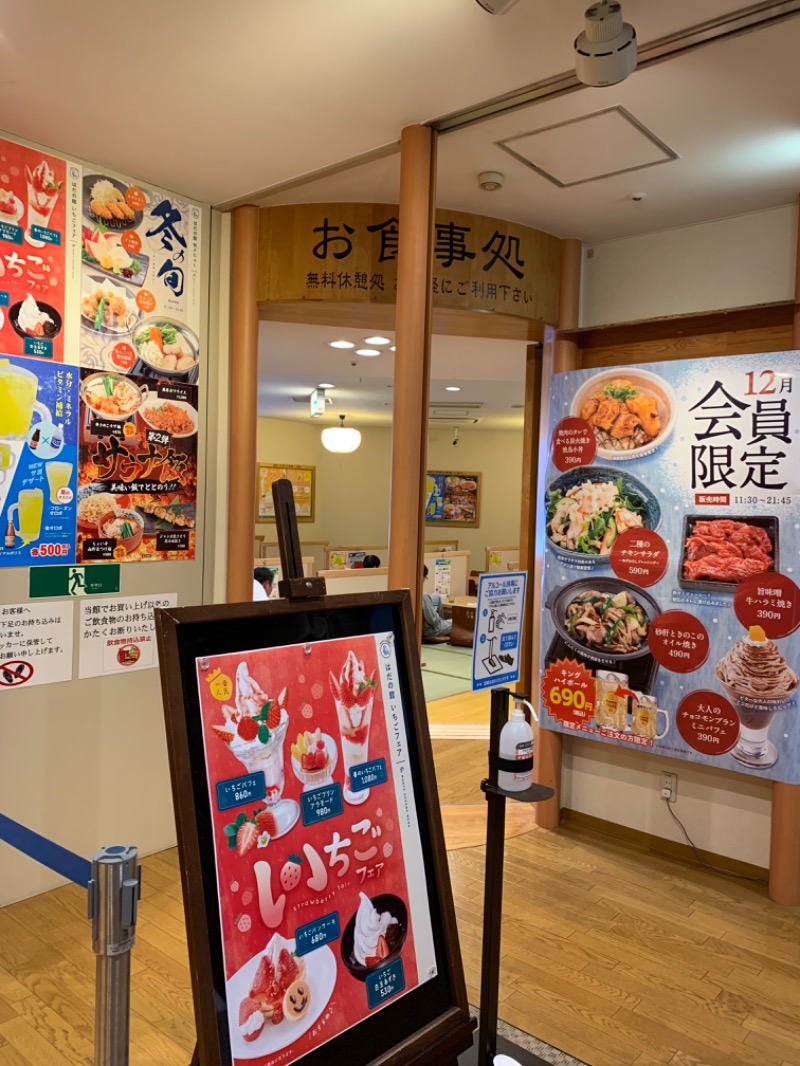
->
[156,484,474,1066]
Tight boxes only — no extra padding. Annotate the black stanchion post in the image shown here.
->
[472,691,555,1066]
[477,687,511,1066]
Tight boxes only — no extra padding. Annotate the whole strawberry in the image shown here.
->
[255,808,278,837]
[237,716,259,741]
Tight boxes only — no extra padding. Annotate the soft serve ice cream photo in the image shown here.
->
[196,634,436,1065]
[715,625,799,769]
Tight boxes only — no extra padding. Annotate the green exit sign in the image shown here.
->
[29,565,121,599]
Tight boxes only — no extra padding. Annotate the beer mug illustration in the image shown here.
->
[0,442,16,487]
[0,360,53,440]
[8,488,44,544]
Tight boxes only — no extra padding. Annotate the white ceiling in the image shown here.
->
[258,320,528,429]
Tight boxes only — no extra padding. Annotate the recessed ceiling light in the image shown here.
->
[364,336,391,346]
[329,340,355,349]
[445,386,461,392]
[318,383,335,389]
[356,349,380,357]
[390,346,396,352]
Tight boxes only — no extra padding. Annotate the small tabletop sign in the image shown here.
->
[472,572,527,691]
[156,591,474,1066]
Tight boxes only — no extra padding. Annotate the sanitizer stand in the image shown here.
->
[467,687,554,1066]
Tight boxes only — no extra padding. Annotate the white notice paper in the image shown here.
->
[0,601,74,691]
[78,593,177,679]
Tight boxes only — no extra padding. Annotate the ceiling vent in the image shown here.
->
[429,416,481,426]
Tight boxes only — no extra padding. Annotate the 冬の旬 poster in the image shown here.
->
[196,632,437,1065]
[540,351,800,784]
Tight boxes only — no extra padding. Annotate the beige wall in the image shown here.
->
[581,203,797,327]
[255,418,523,572]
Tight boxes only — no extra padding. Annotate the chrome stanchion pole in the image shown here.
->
[88,846,142,1066]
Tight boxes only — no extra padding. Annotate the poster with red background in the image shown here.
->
[196,633,436,1065]
[0,138,70,362]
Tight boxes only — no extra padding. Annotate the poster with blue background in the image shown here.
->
[540,351,800,784]
[0,354,78,566]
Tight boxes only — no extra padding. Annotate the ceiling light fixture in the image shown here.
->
[575,1,637,87]
[390,346,396,352]
[321,414,361,454]
[446,386,461,392]
[356,348,380,357]
[329,340,355,349]
[364,336,391,345]
[318,383,335,389]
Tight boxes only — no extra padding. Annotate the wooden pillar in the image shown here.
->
[388,125,437,641]
[534,238,582,829]
[226,205,260,603]
[768,194,800,904]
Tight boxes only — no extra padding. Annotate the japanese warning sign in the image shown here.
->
[472,571,527,691]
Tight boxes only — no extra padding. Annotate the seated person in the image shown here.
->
[253,566,275,601]
[421,565,451,640]
[362,554,381,568]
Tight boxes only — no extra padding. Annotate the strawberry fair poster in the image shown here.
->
[195,633,437,1065]
[0,136,79,363]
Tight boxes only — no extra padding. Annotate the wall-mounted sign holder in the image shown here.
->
[157,479,475,1066]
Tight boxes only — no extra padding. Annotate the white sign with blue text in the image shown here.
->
[472,571,527,691]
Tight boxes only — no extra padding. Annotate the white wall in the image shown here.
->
[581,203,798,327]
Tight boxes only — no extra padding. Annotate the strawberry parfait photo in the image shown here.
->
[211,661,300,838]
[330,651,378,806]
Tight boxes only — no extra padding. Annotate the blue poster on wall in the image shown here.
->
[539,350,800,784]
[0,354,78,566]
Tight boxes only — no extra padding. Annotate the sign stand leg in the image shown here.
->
[461,688,554,1066]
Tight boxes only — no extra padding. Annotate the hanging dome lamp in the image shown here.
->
[321,414,361,454]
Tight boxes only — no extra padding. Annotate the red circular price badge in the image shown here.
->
[648,610,710,673]
[125,186,147,211]
[734,572,800,640]
[610,528,669,587]
[676,690,739,756]
[551,417,596,473]
[541,657,596,728]
[121,230,142,254]
[136,289,156,313]
[111,342,136,370]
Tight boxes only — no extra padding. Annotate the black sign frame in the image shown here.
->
[156,590,474,1066]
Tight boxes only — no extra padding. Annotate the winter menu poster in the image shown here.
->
[540,351,800,783]
[196,633,437,1065]
[79,172,202,382]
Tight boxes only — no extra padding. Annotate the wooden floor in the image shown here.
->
[1,723,799,1066]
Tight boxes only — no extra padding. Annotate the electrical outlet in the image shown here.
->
[661,772,677,802]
